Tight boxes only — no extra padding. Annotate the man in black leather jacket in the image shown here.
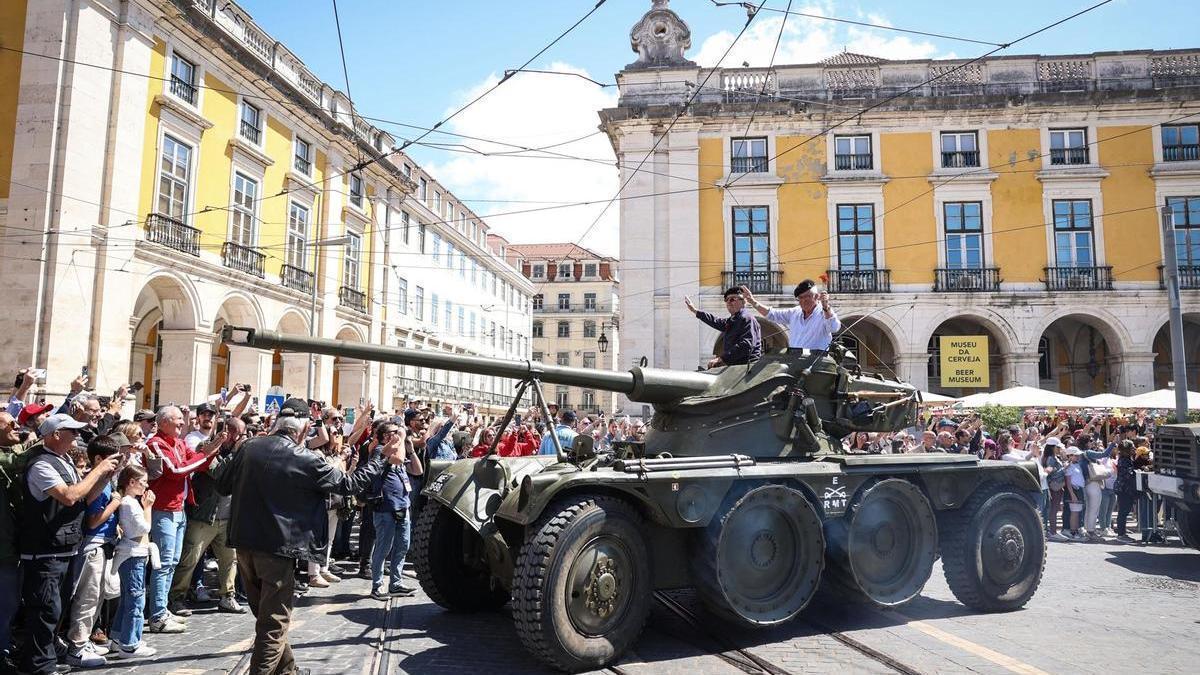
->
[216,400,392,675]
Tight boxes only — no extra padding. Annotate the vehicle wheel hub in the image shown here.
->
[750,530,777,569]
[584,558,618,618]
[871,524,896,555]
[995,524,1024,567]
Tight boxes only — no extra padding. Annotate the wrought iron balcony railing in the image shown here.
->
[339,286,367,313]
[825,268,891,294]
[1042,265,1113,291]
[941,150,980,168]
[834,153,873,170]
[1049,147,1089,165]
[723,269,782,294]
[221,241,266,278]
[933,267,1002,292]
[1163,144,1200,162]
[293,156,312,175]
[239,120,261,145]
[1159,265,1200,289]
[731,156,769,173]
[169,76,197,105]
[146,213,200,256]
[280,264,314,294]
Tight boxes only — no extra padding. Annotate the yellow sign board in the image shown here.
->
[940,335,989,388]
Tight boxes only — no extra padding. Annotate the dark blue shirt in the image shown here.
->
[695,307,762,365]
[369,446,412,512]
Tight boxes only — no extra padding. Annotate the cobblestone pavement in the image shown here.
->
[81,539,1198,675]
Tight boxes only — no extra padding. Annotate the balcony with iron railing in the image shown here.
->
[169,76,197,105]
[825,268,891,294]
[280,264,314,294]
[221,241,265,278]
[339,286,367,313]
[834,153,873,170]
[1164,144,1200,162]
[1049,147,1089,165]
[1160,265,1200,289]
[941,150,979,168]
[534,303,614,315]
[293,155,312,176]
[723,269,782,294]
[239,120,261,145]
[934,267,1002,292]
[731,156,769,173]
[145,213,200,256]
[1043,266,1113,291]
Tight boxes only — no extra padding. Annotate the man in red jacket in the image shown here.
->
[145,406,223,633]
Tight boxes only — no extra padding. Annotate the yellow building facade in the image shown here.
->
[601,3,1200,401]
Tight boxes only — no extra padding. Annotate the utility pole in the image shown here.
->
[1161,205,1189,422]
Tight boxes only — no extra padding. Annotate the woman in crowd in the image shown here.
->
[1064,448,1086,540]
[110,465,157,660]
[1112,440,1139,543]
[309,431,347,588]
[1042,439,1066,541]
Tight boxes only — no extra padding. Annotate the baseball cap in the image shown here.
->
[1067,447,1084,456]
[560,410,577,424]
[38,413,88,437]
[278,398,311,419]
[17,402,54,427]
[195,402,217,415]
[133,409,155,422]
[1044,437,1064,448]
[403,408,422,425]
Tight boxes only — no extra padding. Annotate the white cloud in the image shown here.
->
[423,63,620,256]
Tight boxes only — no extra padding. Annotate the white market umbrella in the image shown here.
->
[919,391,957,403]
[1124,388,1200,410]
[958,385,1086,408]
[1080,393,1132,408]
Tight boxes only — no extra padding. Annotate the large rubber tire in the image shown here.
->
[825,478,938,607]
[411,501,508,612]
[511,494,652,673]
[1178,508,1200,551]
[941,483,1046,612]
[692,484,824,625]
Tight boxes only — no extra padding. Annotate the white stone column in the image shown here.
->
[1118,352,1157,397]
[335,361,368,408]
[279,352,308,399]
[1005,352,1042,390]
[226,346,273,399]
[156,330,213,407]
[895,352,930,392]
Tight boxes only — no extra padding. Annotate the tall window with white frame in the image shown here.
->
[169,52,196,104]
[557,262,573,280]
[1166,196,1200,274]
[1049,129,1088,165]
[558,293,570,310]
[557,321,570,338]
[229,173,258,247]
[285,201,309,290]
[940,131,979,168]
[397,277,408,315]
[834,135,872,170]
[531,263,545,279]
[414,285,424,321]
[731,137,768,173]
[239,101,262,145]
[943,202,983,269]
[583,320,596,338]
[157,135,191,222]
[584,292,597,311]
[293,137,312,175]
[343,232,362,290]
[1052,199,1096,286]
[349,173,364,208]
[1163,124,1200,162]
[732,206,770,291]
[837,204,876,271]
[532,294,543,311]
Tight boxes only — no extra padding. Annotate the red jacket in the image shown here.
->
[147,433,215,512]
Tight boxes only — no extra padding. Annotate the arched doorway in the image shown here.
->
[128,273,200,408]
[275,310,310,398]
[1151,316,1200,389]
[331,325,367,408]
[837,316,899,379]
[211,294,265,396]
[926,316,1008,397]
[1036,314,1125,396]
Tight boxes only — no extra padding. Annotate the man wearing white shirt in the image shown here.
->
[740,280,841,350]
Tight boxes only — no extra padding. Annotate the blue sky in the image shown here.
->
[235,0,1195,254]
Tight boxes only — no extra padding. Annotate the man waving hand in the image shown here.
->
[741,280,841,350]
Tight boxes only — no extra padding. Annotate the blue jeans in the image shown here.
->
[111,557,146,649]
[370,509,411,593]
[1098,488,1115,529]
[148,509,187,621]
[0,561,19,658]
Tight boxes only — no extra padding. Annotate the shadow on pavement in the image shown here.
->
[1102,550,1200,582]
[391,601,555,675]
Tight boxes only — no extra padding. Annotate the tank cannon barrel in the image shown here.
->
[221,327,714,404]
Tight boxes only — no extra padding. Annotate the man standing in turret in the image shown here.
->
[741,280,841,350]
[683,287,762,368]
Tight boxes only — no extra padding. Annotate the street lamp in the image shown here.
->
[597,322,616,353]
[306,236,350,398]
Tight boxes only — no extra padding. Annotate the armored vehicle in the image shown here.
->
[223,323,1046,672]
[1146,424,1200,550]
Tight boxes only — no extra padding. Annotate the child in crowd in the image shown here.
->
[110,465,158,660]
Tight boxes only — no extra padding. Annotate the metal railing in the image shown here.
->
[339,286,367,313]
[280,264,313,294]
[1049,147,1089,165]
[239,120,261,144]
[731,156,769,173]
[534,304,613,314]
[293,156,312,175]
[221,241,265,278]
[723,269,782,294]
[146,213,200,256]
[934,267,1002,292]
[941,150,979,168]
[1160,265,1200,289]
[1163,144,1200,162]
[825,268,891,294]
[169,76,197,105]
[834,153,873,170]
[1042,266,1113,291]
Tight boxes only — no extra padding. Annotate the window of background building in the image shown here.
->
[940,131,978,168]
[532,321,543,338]
[169,52,196,104]
[431,294,439,325]
[490,321,497,348]
[396,277,408,315]
[1049,129,1088,165]
[532,294,544,310]
[533,351,543,362]
[732,206,770,284]
[943,202,983,269]
[556,386,569,406]
[239,101,262,145]
[557,321,570,338]
[531,263,546,279]
[285,202,308,270]
[419,178,428,201]
[444,301,452,331]
[834,135,872,170]
[557,262,573,280]
[293,137,312,175]
[432,234,441,263]
[418,223,427,253]
[401,211,411,245]
[583,321,596,338]
[583,262,598,278]
[343,232,361,290]
[582,390,595,408]
[584,292,597,310]
[414,286,424,321]
[927,335,940,381]
[837,204,876,270]
[1166,196,1200,267]
[556,353,570,367]
[582,352,596,369]
[157,135,191,220]
[558,293,571,310]
[1163,124,1200,162]
[1038,336,1052,380]
[470,312,476,339]
[731,137,768,173]
[349,173,364,208]
[457,307,465,335]
[229,173,258,246]
[1052,199,1095,267]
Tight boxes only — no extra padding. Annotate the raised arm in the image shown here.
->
[740,285,772,317]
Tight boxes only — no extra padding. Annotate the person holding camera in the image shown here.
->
[366,421,422,600]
